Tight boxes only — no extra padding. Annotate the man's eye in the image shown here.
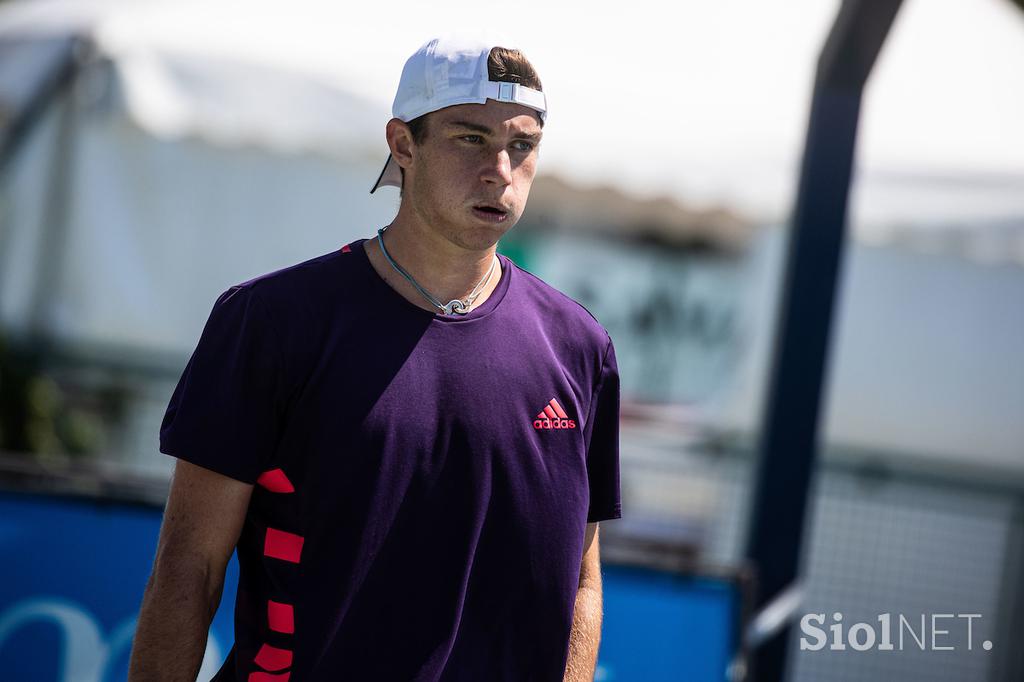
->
[461,135,483,143]
[512,141,536,152]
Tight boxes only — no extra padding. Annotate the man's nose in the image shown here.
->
[481,148,513,185]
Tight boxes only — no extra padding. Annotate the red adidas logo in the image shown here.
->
[533,398,577,430]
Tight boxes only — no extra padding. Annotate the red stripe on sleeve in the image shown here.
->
[256,469,295,493]
[253,643,293,672]
[264,528,304,563]
[248,672,290,682]
[268,600,295,634]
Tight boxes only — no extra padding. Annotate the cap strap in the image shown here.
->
[482,81,547,114]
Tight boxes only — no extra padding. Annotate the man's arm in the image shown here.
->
[128,459,253,681]
[563,522,603,682]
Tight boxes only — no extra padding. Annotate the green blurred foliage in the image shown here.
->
[0,334,113,459]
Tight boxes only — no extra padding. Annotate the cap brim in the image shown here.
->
[370,153,403,194]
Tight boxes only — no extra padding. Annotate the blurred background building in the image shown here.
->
[1,0,1022,680]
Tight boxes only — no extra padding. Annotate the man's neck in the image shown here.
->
[363,215,502,315]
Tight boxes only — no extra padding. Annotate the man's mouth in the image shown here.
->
[473,204,507,215]
[471,204,510,222]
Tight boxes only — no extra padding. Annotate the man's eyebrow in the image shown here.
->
[445,120,543,141]
[446,121,493,135]
[514,130,544,142]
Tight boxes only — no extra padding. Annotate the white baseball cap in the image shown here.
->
[370,36,547,194]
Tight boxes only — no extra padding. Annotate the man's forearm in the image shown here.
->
[128,563,222,681]
[563,583,603,682]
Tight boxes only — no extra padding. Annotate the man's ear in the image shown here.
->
[386,118,415,171]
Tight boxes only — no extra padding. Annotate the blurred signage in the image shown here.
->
[524,234,747,405]
[0,490,237,681]
[0,489,740,681]
[599,563,741,681]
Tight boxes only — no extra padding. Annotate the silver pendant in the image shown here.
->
[443,299,469,315]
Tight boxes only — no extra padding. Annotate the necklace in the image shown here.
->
[376,225,498,315]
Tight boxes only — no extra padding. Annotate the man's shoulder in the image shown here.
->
[227,241,364,311]
[505,256,611,349]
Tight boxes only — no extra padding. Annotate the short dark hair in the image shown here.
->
[398,46,544,191]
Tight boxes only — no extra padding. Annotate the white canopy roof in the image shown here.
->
[2,0,1022,230]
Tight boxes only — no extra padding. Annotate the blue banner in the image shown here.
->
[0,490,238,681]
[0,489,739,681]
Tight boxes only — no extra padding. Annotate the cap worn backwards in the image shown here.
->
[370,36,547,194]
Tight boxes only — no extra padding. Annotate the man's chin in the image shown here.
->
[456,223,514,252]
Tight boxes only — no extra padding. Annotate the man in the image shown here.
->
[129,36,621,681]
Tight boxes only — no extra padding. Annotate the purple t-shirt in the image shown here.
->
[159,238,622,681]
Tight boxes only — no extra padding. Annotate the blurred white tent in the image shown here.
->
[0,0,399,360]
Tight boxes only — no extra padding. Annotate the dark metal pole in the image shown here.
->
[0,37,81,174]
[743,1,903,680]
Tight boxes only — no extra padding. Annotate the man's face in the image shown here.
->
[399,100,543,251]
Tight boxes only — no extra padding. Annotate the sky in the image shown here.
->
[8,0,1024,226]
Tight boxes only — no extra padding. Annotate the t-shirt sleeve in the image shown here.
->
[159,285,286,484]
[582,334,622,523]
